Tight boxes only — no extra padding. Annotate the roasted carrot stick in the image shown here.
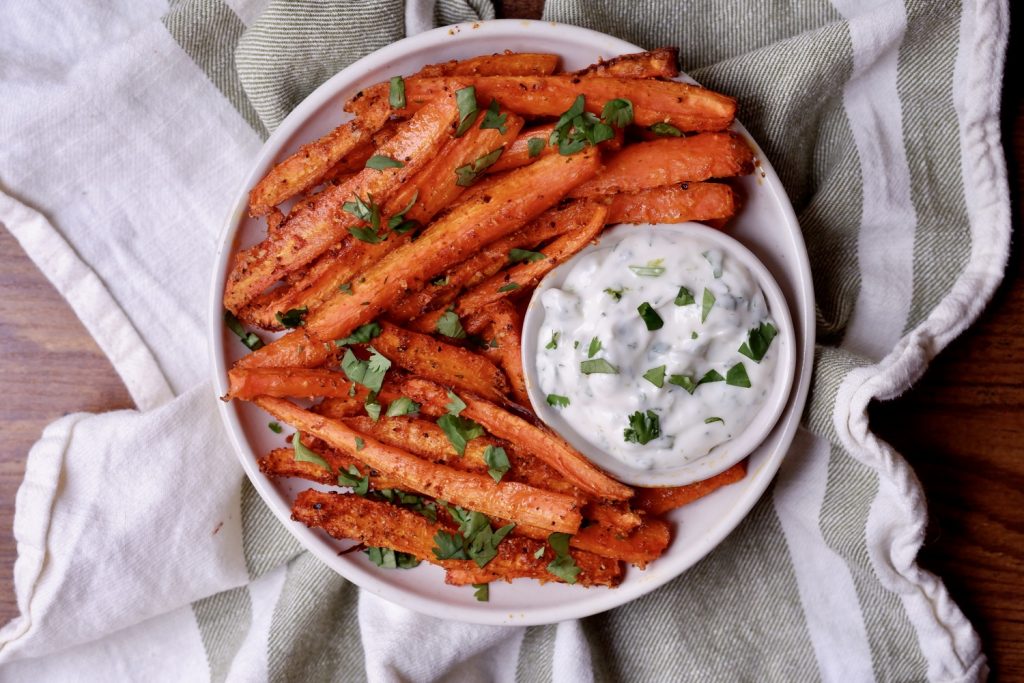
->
[575,48,680,80]
[569,133,755,198]
[418,52,560,78]
[486,124,556,173]
[224,93,462,314]
[606,182,737,225]
[343,415,490,473]
[227,367,352,400]
[235,147,601,370]
[568,519,670,568]
[483,301,529,405]
[259,446,406,490]
[402,378,633,501]
[247,98,390,216]
[634,460,748,515]
[255,397,582,532]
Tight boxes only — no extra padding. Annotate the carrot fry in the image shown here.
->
[569,520,670,568]
[483,302,529,405]
[606,182,737,225]
[370,322,510,402]
[224,92,462,314]
[569,133,755,198]
[343,415,489,473]
[227,367,352,400]
[314,380,409,419]
[235,147,601,369]
[575,48,680,79]
[634,461,748,515]
[418,52,560,78]
[402,378,633,501]
[247,99,390,216]
[365,76,736,132]
[386,202,574,323]
[486,124,555,173]
[444,546,622,587]
[266,207,286,236]
[259,446,406,490]
[255,397,582,532]
[455,202,608,316]
[583,501,642,532]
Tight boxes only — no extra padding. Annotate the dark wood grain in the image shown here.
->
[0,1,1020,678]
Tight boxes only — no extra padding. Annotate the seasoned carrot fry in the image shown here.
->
[371,322,510,402]
[343,415,490,473]
[227,367,351,400]
[314,380,409,419]
[634,461,748,515]
[224,93,462,314]
[255,397,582,532]
[575,48,680,80]
[386,202,574,322]
[402,378,633,501]
[486,124,556,173]
[454,202,607,316]
[606,182,737,225]
[293,489,617,586]
[484,302,529,405]
[583,501,642,532]
[359,76,736,131]
[569,133,755,198]
[266,207,286,236]
[418,52,560,78]
[235,148,601,369]
[569,520,670,568]
[247,99,390,216]
[259,446,406,490]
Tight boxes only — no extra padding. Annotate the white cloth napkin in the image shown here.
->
[0,0,1006,680]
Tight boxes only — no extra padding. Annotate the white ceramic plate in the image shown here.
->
[209,19,815,626]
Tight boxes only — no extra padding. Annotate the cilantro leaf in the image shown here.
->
[604,287,625,301]
[545,331,560,350]
[366,546,420,569]
[527,137,545,158]
[275,306,308,329]
[497,282,520,293]
[668,374,697,394]
[355,437,365,451]
[726,362,751,388]
[455,86,480,137]
[650,122,682,137]
[293,432,331,471]
[701,288,716,323]
[483,445,511,483]
[623,410,660,445]
[580,358,618,374]
[385,396,420,417]
[364,399,382,421]
[468,522,515,568]
[473,583,489,601]
[445,390,467,416]
[637,302,664,331]
[698,369,724,385]
[365,154,403,170]
[337,464,369,495]
[546,394,570,408]
[389,76,406,109]
[705,416,724,425]
[224,310,264,351]
[432,530,468,560]
[436,310,467,339]
[601,98,633,127]
[738,321,778,363]
[480,100,508,134]
[508,248,546,263]
[674,286,695,306]
[334,322,382,346]
[268,421,282,434]
[629,260,666,277]
[437,414,484,455]
[545,532,580,584]
[338,282,353,295]
[455,147,504,187]
[643,365,666,388]
[340,347,390,392]
[431,275,450,286]
[587,336,602,358]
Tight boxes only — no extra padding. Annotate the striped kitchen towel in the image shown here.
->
[0,0,1007,681]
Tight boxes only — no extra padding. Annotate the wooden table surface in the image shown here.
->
[1,0,1021,677]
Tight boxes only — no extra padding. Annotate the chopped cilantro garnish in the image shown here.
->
[527,136,545,158]
[643,365,666,388]
[224,310,264,351]
[629,260,666,277]
[698,369,724,385]
[436,310,467,339]
[334,322,382,346]
[497,282,521,293]
[550,95,614,155]
[473,583,489,601]
[366,546,419,569]
[455,147,504,187]
[604,287,625,301]
[726,362,751,388]
[705,416,725,425]
[340,346,390,392]
[437,414,484,455]
[483,445,511,483]
[580,358,618,374]
[385,396,420,417]
[389,76,406,108]
[508,248,546,263]
[430,275,450,287]
[546,394,570,408]
[293,432,330,472]
[587,336,602,358]
[623,410,660,445]
[268,421,282,434]
[364,399,382,421]
[354,437,365,451]
[668,374,697,393]
[337,464,369,495]
[637,302,664,331]
[338,282,353,295]
[738,321,778,363]
[275,306,308,329]
[701,288,716,323]
[365,154,403,170]
[650,122,682,137]
[344,194,386,243]
[545,331,560,350]
[444,390,467,416]
[545,532,580,584]
[455,86,480,137]
[601,98,634,127]
[674,286,695,306]
[480,100,508,134]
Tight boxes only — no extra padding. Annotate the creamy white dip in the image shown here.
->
[534,228,779,470]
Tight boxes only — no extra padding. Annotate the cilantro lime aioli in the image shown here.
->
[534,228,779,470]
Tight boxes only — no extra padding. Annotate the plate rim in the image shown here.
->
[208,18,817,626]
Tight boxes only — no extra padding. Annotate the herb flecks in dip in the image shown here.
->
[535,228,778,470]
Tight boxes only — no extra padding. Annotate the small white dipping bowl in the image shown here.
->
[522,222,797,488]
